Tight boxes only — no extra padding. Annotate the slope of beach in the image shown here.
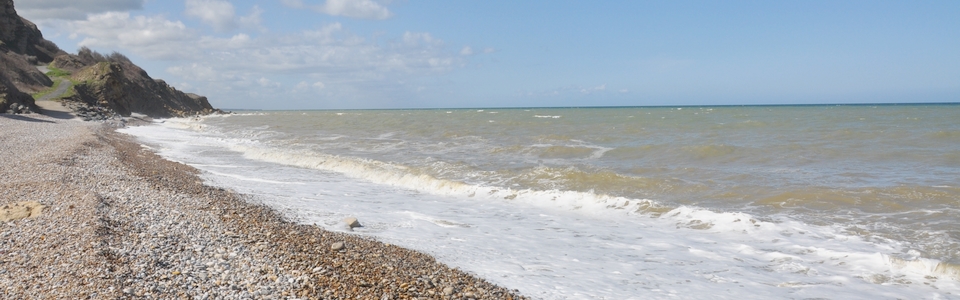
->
[0,114,527,299]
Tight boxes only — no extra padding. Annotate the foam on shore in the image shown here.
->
[116,113,960,299]
[0,114,526,299]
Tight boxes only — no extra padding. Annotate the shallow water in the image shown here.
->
[121,104,960,299]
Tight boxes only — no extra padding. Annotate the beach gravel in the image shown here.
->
[0,114,527,299]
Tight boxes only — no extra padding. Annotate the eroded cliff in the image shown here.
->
[1,0,218,118]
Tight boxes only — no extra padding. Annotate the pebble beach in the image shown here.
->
[0,113,527,300]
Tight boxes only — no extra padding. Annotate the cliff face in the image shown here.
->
[1,0,218,118]
[0,0,61,62]
[0,69,33,113]
[0,0,61,113]
[0,45,53,92]
[66,60,216,118]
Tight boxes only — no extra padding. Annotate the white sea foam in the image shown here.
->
[204,169,307,185]
[119,113,960,299]
[203,112,266,118]
[227,143,666,216]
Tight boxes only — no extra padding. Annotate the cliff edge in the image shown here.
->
[0,0,218,118]
[55,50,217,118]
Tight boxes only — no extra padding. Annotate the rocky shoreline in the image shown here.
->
[0,114,527,299]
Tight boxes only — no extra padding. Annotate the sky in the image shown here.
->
[17,0,960,110]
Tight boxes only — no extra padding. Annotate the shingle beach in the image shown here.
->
[0,113,527,300]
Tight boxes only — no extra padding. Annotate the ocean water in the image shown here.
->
[120,105,960,299]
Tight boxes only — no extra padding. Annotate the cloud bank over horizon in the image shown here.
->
[16,0,960,109]
[23,0,479,109]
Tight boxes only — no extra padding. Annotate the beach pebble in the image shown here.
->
[0,115,527,300]
[343,217,361,228]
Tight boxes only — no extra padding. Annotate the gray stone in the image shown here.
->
[343,217,361,228]
[331,242,344,251]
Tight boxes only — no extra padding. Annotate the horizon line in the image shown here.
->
[220,101,960,112]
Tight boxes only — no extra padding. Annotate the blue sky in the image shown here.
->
[19,0,960,109]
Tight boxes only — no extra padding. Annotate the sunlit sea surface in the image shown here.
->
[121,104,960,299]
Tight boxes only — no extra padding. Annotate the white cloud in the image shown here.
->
[257,77,281,88]
[185,0,236,31]
[178,27,461,107]
[71,12,198,59]
[17,0,144,20]
[59,5,463,108]
[302,23,344,44]
[293,80,328,93]
[167,63,217,81]
[68,12,263,60]
[460,46,473,56]
[238,6,264,30]
[184,0,263,32]
[168,63,262,95]
[198,33,254,51]
[581,84,605,94]
[322,0,392,19]
[282,0,393,20]
[402,32,441,47]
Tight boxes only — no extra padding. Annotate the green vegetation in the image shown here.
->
[78,46,132,64]
[31,78,62,100]
[30,78,77,101]
[44,65,71,77]
[34,64,77,100]
[29,48,133,102]
[62,82,77,99]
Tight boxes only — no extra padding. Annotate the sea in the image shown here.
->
[119,104,960,299]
